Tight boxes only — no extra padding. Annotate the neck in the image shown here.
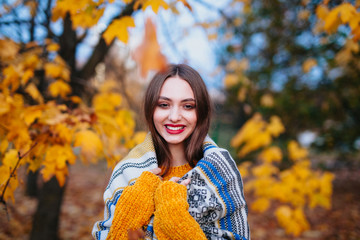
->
[168,143,187,167]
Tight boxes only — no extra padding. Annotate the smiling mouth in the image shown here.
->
[165,125,185,131]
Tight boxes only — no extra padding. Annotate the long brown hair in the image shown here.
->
[143,64,212,175]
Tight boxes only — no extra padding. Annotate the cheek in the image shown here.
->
[153,109,166,124]
[184,111,197,125]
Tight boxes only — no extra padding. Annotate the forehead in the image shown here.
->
[159,77,194,98]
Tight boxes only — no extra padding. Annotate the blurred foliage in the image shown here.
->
[1,0,359,238]
[0,0,179,216]
[213,0,360,155]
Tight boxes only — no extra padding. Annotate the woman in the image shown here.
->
[92,64,250,240]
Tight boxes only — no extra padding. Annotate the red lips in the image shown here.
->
[165,124,185,134]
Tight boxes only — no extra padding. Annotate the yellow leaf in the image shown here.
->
[48,80,71,98]
[42,144,75,185]
[231,113,264,148]
[72,8,104,28]
[52,123,74,144]
[302,58,317,73]
[1,138,9,153]
[93,92,122,112]
[142,0,169,13]
[259,146,282,163]
[132,18,168,78]
[47,43,60,52]
[0,165,10,186]
[0,94,11,115]
[23,54,40,69]
[237,161,251,178]
[0,167,18,202]
[6,120,31,151]
[103,16,135,45]
[252,163,279,177]
[0,39,19,61]
[55,168,68,186]
[44,62,63,79]
[260,93,274,107]
[23,105,43,125]
[3,149,19,169]
[251,197,270,213]
[2,65,20,92]
[45,144,76,167]
[337,3,357,24]
[316,4,329,21]
[288,140,308,161]
[25,83,44,103]
[293,208,310,234]
[115,109,135,137]
[21,69,34,85]
[239,131,272,157]
[69,96,82,104]
[267,116,285,137]
[74,130,103,163]
[223,74,238,88]
[324,7,342,33]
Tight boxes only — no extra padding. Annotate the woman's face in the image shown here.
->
[153,76,197,147]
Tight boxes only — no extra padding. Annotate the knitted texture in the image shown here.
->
[154,181,207,240]
[92,133,250,240]
[106,171,161,239]
[106,164,193,240]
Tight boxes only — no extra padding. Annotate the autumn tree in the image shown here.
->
[0,0,176,239]
[211,0,360,156]
[202,0,359,237]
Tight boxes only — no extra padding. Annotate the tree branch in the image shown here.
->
[77,1,137,81]
[0,142,38,220]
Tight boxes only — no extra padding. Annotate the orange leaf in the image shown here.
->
[132,18,168,78]
[74,130,103,163]
[178,0,192,11]
[48,80,71,98]
[3,149,19,169]
[302,58,317,73]
[142,0,169,13]
[25,83,44,103]
[103,16,135,45]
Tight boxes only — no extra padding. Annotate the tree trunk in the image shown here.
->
[30,177,66,240]
[26,170,38,197]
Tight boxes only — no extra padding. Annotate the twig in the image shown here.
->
[0,142,38,220]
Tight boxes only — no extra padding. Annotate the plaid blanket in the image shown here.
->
[92,133,250,240]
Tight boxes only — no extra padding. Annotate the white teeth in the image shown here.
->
[166,126,184,130]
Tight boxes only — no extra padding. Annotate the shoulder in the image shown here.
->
[105,134,158,191]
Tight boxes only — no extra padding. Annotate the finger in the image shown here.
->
[149,167,162,175]
[128,228,145,240]
[169,177,180,182]
[179,178,191,186]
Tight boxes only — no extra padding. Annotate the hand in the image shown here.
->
[149,167,163,180]
[169,177,191,186]
[149,167,162,175]
[128,228,145,240]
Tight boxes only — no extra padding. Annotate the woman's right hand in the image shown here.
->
[169,177,190,186]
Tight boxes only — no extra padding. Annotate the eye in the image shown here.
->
[184,104,196,110]
[157,102,169,108]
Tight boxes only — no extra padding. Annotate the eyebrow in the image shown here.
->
[158,96,196,102]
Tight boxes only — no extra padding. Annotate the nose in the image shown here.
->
[168,106,181,122]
